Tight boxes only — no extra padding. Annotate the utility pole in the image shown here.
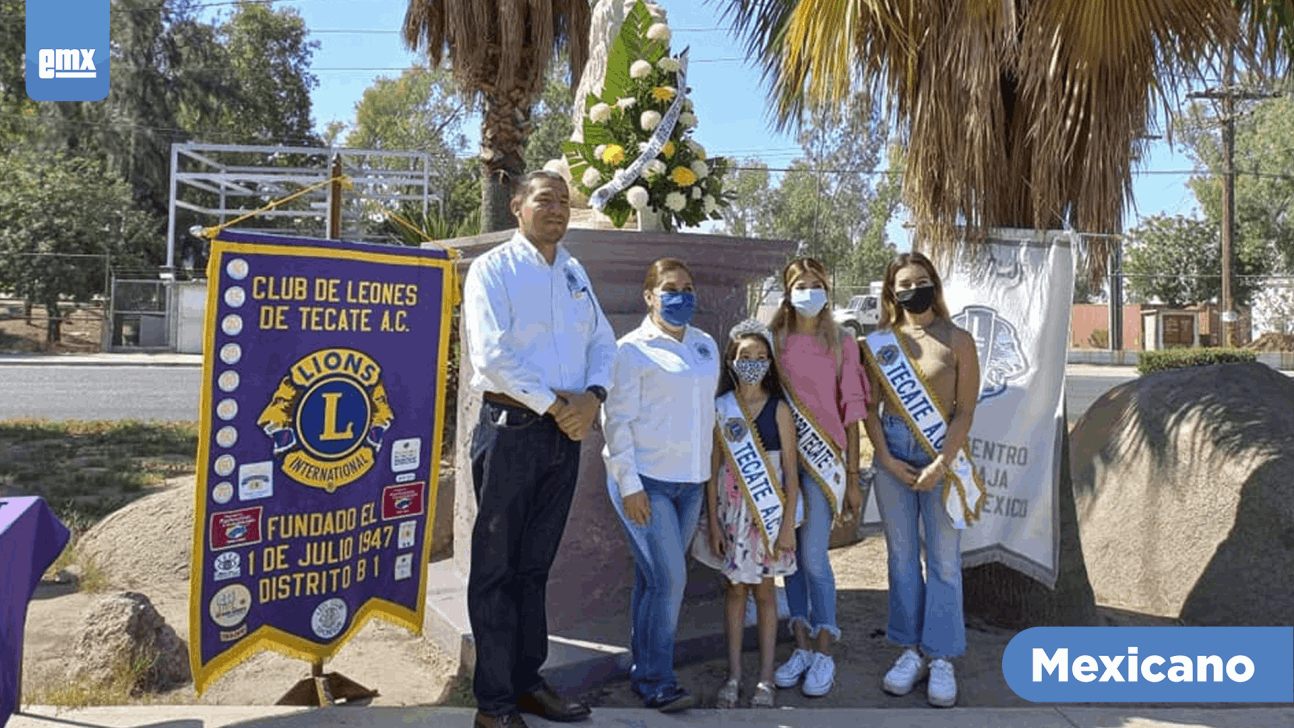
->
[1188,58,1279,347]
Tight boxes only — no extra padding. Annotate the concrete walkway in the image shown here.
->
[9,705,1294,728]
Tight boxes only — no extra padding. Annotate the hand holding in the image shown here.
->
[843,475,863,520]
[775,521,796,557]
[882,454,920,486]
[913,460,948,492]
[556,391,599,441]
[708,516,724,557]
[623,491,651,527]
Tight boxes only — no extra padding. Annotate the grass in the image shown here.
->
[0,419,199,587]
[23,652,180,708]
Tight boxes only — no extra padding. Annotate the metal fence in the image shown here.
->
[109,279,170,350]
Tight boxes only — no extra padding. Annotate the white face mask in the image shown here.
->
[790,287,828,317]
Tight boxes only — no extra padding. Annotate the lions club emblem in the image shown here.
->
[723,417,747,442]
[952,305,1028,401]
[877,344,900,367]
[256,347,394,492]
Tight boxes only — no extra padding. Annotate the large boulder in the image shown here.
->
[1070,362,1294,626]
[65,591,191,694]
[77,479,193,588]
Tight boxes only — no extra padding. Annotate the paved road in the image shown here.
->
[0,364,1139,423]
[0,365,203,421]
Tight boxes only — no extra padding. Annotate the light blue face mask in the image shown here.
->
[790,287,828,317]
[731,358,771,385]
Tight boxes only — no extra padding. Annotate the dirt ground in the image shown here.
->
[22,485,1176,712]
[0,302,104,353]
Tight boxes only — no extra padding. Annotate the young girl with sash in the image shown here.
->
[861,252,983,708]
[693,319,800,709]
[767,258,870,698]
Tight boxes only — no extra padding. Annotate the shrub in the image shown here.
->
[1087,329,1109,349]
[1136,347,1257,375]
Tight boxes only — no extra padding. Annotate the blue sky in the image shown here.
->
[240,1,1205,248]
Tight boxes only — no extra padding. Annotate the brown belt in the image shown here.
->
[482,391,529,410]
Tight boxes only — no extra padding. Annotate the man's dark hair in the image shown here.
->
[511,169,568,204]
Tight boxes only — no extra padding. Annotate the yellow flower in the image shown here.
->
[601,144,626,166]
[651,86,676,103]
[661,141,676,159]
[671,166,698,187]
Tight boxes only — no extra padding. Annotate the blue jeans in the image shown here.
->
[784,470,840,640]
[607,473,704,700]
[873,412,965,659]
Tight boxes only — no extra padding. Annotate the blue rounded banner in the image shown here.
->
[1003,627,1293,702]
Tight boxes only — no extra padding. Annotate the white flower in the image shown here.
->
[589,102,612,123]
[640,110,662,131]
[645,159,667,179]
[657,57,681,73]
[647,23,671,43]
[703,195,718,214]
[687,140,706,158]
[594,144,607,159]
[690,159,709,179]
[678,111,697,128]
[684,99,694,112]
[581,167,602,189]
[691,187,702,200]
[630,60,653,79]
[639,141,652,153]
[665,191,687,212]
[626,186,650,209]
[543,157,569,179]
[616,96,637,110]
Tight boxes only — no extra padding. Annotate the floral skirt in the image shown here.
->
[692,454,799,585]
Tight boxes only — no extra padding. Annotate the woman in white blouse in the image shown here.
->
[602,257,721,714]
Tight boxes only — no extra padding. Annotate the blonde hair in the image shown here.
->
[768,257,842,357]
[879,252,952,330]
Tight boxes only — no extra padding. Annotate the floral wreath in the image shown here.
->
[561,0,732,232]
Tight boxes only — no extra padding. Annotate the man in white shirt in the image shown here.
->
[461,170,616,728]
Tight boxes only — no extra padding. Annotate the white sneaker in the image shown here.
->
[882,648,927,696]
[927,658,957,707]
[773,648,813,688]
[801,652,835,697]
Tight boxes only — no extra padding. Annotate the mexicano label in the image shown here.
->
[716,392,785,553]
[257,348,392,492]
[864,329,987,529]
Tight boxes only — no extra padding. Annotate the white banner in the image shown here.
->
[863,229,1075,587]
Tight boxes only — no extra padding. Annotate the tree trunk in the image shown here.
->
[45,301,62,344]
[478,90,533,233]
[962,410,1101,627]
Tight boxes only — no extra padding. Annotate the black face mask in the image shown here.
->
[895,285,936,314]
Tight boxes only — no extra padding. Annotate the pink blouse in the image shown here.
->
[779,333,871,449]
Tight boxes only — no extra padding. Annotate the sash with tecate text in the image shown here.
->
[777,370,847,518]
[863,329,986,529]
[715,392,787,553]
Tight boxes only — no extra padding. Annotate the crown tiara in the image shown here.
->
[728,318,775,355]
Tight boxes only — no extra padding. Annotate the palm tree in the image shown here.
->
[403,0,590,232]
[718,0,1289,627]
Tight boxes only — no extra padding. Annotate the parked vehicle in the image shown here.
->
[833,282,883,337]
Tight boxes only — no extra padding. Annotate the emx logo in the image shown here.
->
[27,1,110,101]
[38,49,99,79]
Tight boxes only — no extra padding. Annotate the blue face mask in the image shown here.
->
[658,290,696,327]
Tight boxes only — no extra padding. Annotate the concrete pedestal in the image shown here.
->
[421,228,795,683]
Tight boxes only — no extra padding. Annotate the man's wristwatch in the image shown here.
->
[586,385,608,403]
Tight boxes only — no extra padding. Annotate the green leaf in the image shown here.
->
[603,1,656,104]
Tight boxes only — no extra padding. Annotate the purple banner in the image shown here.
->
[189,231,454,694]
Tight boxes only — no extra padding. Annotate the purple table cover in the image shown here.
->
[0,497,71,728]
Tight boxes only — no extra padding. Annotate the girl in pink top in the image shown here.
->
[766,257,871,697]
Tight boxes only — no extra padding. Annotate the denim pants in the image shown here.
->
[873,412,966,659]
[784,471,840,640]
[467,400,581,716]
[607,473,704,700]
